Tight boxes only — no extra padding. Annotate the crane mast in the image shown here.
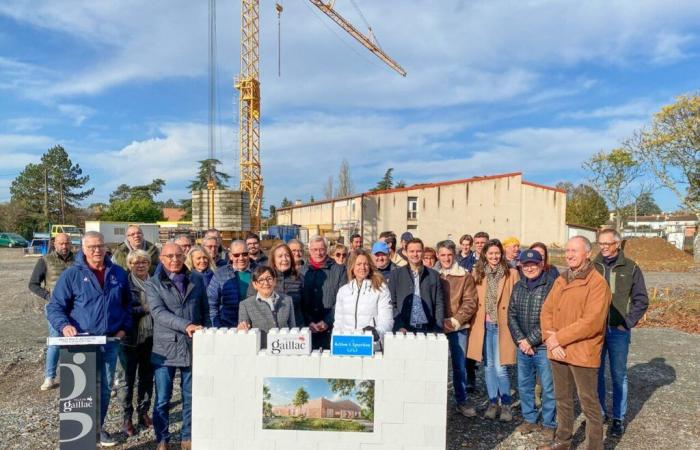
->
[235,0,263,232]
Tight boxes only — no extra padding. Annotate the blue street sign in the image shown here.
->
[331,334,374,357]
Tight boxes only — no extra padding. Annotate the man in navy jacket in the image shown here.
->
[47,231,132,447]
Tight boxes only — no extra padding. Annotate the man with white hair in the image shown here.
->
[538,236,611,450]
[301,235,345,349]
[29,233,75,391]
[47,231,132,447]
[112,225,160,274]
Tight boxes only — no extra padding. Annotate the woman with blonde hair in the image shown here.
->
[330,243,349,266]
[333,250,393,342]
[184,245,215,286]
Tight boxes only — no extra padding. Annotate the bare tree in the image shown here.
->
[583,148,643,230]
[323,175,334,200]
[336,159,355,197]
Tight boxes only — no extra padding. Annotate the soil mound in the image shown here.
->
[623,237,695,272]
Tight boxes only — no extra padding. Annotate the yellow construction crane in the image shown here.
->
[235,0,406,231]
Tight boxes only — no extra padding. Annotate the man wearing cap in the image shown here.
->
[371,241,396,282]
[502,237,520,269]
[508,249,557,440]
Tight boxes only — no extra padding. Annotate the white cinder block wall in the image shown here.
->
[192,328,448,450]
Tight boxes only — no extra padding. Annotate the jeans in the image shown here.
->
[517,347,556,428]
[99,341,120,428]
[44,306,60,379]
[483,321,511,405]
[118,338,154,420]
[551,360,603,450]
[153,365,192,443]
[447,329,468,404]
[598,326,631,420]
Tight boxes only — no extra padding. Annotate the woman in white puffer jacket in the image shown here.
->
[333,250,394,338]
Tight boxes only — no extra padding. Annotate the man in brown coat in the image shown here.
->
[538,236,612,450]
[436,240,478,416]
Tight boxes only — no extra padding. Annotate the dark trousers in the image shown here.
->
[551,359,603,450]
[466,358,477,389]
[118,338,154,421]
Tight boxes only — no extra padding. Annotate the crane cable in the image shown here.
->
[348,0,382,49]
[208,0,217,182]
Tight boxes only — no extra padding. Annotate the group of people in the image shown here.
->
[30,224,648,450]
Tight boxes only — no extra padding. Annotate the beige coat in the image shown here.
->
[540,268,611,368]
[467,268,519,365]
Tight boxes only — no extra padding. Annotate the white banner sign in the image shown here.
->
[48,336,107,346]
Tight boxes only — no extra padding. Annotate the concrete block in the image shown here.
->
[257,428,299,442]
[194,328,216,355]
[232,328,262,355]
[277,354,320,377]
[319,353,364,379]
[193,438,236,450]
[404,359,447,382]
[192,373,214,398]
[424,380,448,404]
[233,439,276,450]
[381,423,425,445]
[360,444,402,450]
[422,425,446,447]
[255,350,279,376]
[361,353,385,379]
[404,402,445,425]
[424,333,449,362]
[384,332,427,360]
[373,397,404,424]
[381,380,426,403]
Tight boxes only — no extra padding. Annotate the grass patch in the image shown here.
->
[264,416,369,432]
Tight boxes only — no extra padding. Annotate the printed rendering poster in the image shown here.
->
[263,377,375,432]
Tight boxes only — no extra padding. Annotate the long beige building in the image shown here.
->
[276,172,567,247]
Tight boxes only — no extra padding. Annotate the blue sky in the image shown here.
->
[265,377,363,406]
[1,0,699,211]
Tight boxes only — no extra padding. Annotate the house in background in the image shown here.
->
[624,214,698,251]
[272,397,361,419]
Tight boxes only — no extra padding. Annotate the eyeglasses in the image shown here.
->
[85,245,105,252]
[133,260,150,265]
[256,277,274,284]
[127,232,143,237]
[335,253,347,258]
[162,254,185,260]
[232,252,249,258]
[597,242,617,247]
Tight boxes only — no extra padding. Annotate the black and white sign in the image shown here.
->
[58,346,100,449]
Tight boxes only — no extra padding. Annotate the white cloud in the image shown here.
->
[560,99,661,120]
[2,0,699,109]
[57,104,96,126]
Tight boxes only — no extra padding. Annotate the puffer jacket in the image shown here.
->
[47,252,132,336]
[147,267,210,367]
[333,279,394,337]
[439,263,478,331]
[206,264,241,327]
[302,258,345,326]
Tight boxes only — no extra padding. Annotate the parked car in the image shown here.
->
[0,232,29,248]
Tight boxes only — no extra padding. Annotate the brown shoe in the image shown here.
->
[540,427,556,442]
[181,440,192,450]
[537,441,571,450]
[484,403,498,420]
[499,404,513,422]
[139,414,153,429]
[516,421,541,434]
[122,419,136,437]
[156,442,168,450]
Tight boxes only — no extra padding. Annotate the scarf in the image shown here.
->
[485,264,505,323]
[564,259,593,284]
[130,272,153,345]
[309,257,325,270]
[525,270,546,291]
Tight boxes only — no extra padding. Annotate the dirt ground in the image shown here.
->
[0,248,698,450]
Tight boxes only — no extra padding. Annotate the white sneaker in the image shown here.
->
[40,377,58,391]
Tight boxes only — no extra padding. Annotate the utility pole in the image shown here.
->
[43,167,49,227]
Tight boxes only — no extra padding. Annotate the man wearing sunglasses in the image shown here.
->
[207,240,255,327]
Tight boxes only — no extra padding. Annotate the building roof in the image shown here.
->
[162,208,186,221]
[277,172,564,211]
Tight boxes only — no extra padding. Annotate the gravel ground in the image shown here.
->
[0,248,698,450]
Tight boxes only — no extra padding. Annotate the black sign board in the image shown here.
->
[57,345,101,448]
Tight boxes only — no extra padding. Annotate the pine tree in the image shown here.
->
[187,159,231,191]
